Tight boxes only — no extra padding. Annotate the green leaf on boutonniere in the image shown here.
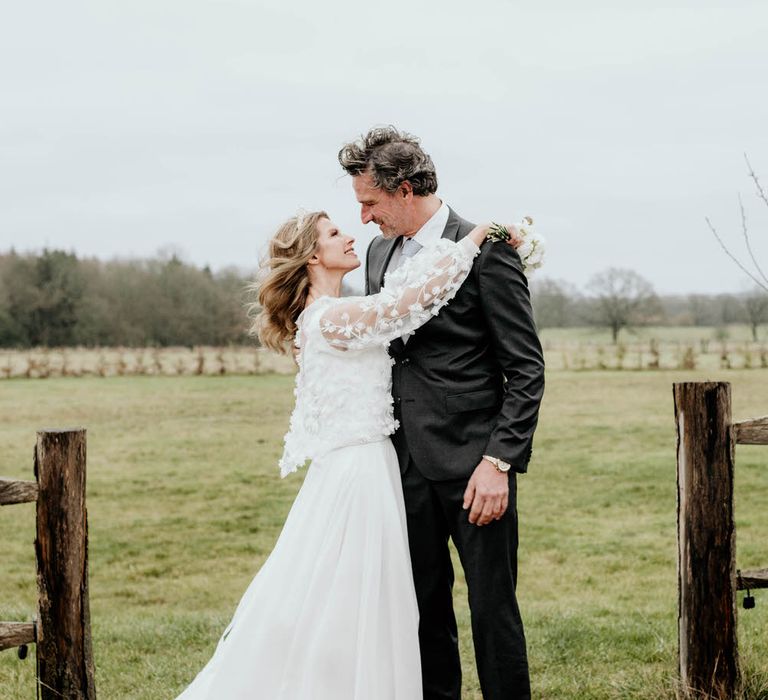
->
[487,223,511,242]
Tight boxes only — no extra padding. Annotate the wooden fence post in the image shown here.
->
[674,382,739,699]
[34,428,96,699]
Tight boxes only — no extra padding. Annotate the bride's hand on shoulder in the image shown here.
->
[502,224,524,250]
[468,223,523,249]
[468,224,491,247]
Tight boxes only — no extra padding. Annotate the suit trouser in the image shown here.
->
[401,456,530,700]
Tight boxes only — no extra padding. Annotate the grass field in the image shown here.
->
[1,324,766,379]
[1,370,767,699]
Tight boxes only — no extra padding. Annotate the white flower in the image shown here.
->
[520,234,546,276]
[507,218,546,277]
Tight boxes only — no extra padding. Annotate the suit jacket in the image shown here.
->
[365,207,545,480]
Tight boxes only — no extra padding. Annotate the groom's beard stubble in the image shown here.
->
[369,216,399,240]
[379,223,405,241]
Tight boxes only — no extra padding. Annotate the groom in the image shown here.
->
[338,127,545,700]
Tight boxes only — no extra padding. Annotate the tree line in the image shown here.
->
[0,249,250,348]
[531,271,768,342]
[0,249,766,348]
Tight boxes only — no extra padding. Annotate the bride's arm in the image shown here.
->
[318,232,487,351]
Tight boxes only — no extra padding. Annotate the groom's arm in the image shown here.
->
[477,241,545,471]
[462,240,545,526]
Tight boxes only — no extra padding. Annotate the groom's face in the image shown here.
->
[352,172,413,240]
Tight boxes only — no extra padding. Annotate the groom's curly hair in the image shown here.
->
[338,126,438,196]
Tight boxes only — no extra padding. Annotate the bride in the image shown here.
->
[175,210,517,699]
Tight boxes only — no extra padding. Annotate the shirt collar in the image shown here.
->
[406,200,450,248]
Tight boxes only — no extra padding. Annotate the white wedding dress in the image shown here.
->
[176,236,479,700]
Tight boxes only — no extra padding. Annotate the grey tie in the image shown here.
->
[396,237,422,268]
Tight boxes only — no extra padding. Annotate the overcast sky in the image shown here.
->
[2,0,767,294]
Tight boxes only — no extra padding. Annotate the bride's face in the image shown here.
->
[310,217,360,273]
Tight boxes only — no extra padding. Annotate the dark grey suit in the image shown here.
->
[365,208,545,700]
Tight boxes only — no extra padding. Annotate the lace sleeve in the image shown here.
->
[319,236,480,351]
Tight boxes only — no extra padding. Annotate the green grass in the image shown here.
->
[1,371,767,699]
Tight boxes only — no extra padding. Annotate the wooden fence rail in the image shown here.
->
[0,622,35,652]
[0,477,38,505]
[674,382,768,700]
[733,416,768,445]
[0,428,96,699]
[737,569,768,590]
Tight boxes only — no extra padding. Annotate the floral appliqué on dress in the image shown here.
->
[278,237,480,477]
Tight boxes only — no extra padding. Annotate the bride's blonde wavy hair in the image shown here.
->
[247,210,328,354]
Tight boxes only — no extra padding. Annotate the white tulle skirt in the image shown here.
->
[175,438,422,700]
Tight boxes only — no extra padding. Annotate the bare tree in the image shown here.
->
[585,268,659,343]
[706,154,768,293]
[743,288,768,341]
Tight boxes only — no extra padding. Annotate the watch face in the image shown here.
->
[485,455,511,472]
[493,458,511,472]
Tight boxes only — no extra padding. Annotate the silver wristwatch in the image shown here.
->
[483,455,511,473]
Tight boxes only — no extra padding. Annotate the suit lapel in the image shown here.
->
[375,236,402,292]
[441,208,461,242]
[389,208,461,357]
[377,207,459,292]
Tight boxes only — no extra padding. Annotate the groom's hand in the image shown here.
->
[462,459,509,526]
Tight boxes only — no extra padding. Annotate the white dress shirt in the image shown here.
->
[386,201,450,274]
[386,201,450,344]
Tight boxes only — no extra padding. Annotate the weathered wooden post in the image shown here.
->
[34,428,96,699]
[674,382,739,700]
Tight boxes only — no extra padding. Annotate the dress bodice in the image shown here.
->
[278,236,480,477]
